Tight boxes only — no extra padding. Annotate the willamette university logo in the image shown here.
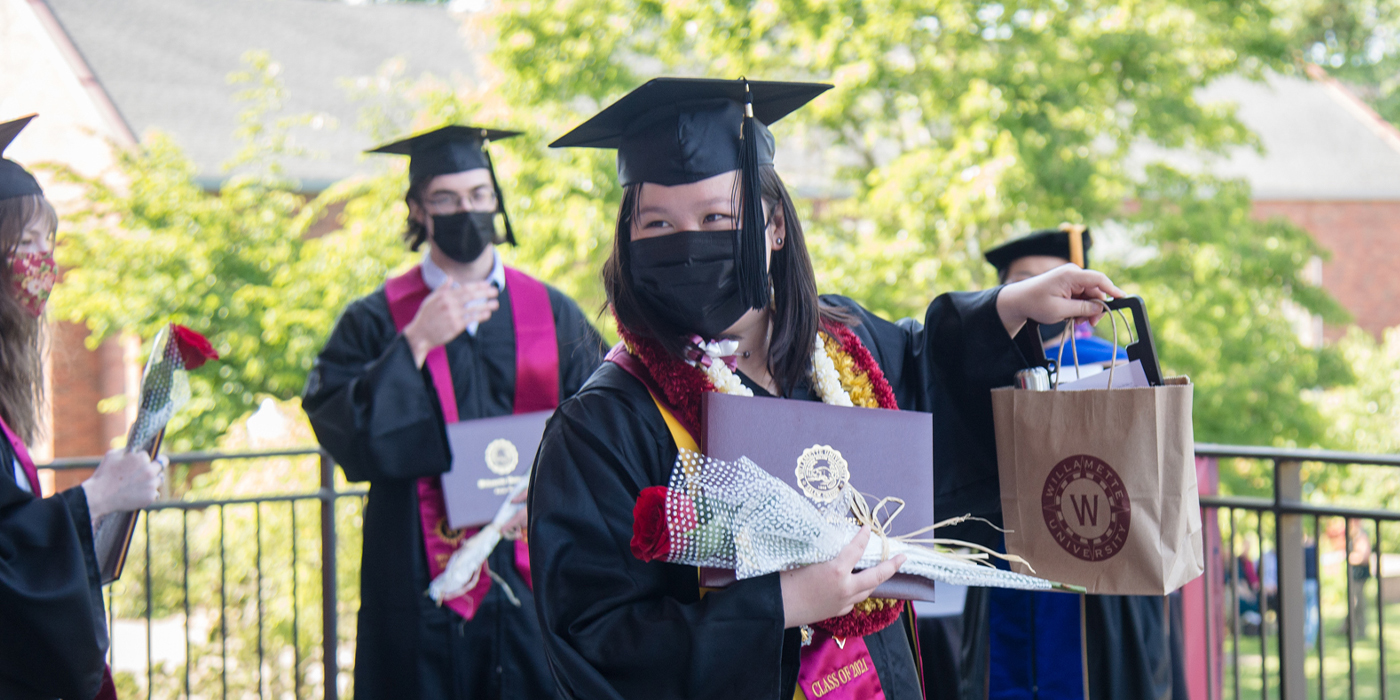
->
[1041,454,1131,562]
[795,444,850,504]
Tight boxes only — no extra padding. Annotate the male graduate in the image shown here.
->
[303,126,605,700]
[957,226,1186,700]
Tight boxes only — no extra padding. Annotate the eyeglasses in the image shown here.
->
[425,188,498,213]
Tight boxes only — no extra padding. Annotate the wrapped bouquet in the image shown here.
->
[427,475,529,604]
[96,323,219,583]
[631,449,1080,594]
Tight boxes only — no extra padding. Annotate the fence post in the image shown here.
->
[320,452,339,700]
[1275,460,1306,699]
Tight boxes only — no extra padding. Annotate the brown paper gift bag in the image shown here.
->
[991,375,1204,595]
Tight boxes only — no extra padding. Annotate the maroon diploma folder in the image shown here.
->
[700,393,937,601]
[442,410,552,529]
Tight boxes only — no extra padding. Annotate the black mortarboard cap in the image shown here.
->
[550,77,832,310]
[368,125,522,245]
[0,114,44,201]
[984,226,1094,272]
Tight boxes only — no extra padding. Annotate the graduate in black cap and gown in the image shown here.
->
[0,114,165,700]
[302,126,605,700]
[529,78,1126,699]
[953,227,1185,700]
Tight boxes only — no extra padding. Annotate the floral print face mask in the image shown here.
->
[10,251,56,317]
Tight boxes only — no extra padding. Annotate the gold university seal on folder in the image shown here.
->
[485,438,520,475]
[796,444,849,504]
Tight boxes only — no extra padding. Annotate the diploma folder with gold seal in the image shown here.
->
[700,392,938,601]
[442,410,552,530]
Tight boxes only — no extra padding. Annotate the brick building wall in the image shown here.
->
[45,322,128,492]
[1253,200,1400,338]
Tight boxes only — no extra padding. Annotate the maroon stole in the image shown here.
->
[606,344,888,700]
[385,265,559,621]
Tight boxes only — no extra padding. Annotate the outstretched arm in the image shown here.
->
[995,264,1126,337]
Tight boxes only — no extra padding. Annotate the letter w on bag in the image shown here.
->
[1070,494,1099,527]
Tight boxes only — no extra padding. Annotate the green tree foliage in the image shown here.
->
[495,0,1284,290]
[491,0,1347,450]
[54,5,1357,456]
[1111,167,1350,450]
[1272,0,1400,123]
[1318,327,1400,454]
[51,53,415,451]
[1309,328,1400,514]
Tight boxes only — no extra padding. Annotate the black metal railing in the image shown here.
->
[1196,443,1399,700]
[40,444,1398,699]
[42,448,365,700]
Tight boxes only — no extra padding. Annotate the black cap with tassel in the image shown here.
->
[368,124,522,245]
[549,77,832,312]
[479,138,516,246]
[735,79,769,310]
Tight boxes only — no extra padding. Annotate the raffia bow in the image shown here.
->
[845,488,1040,574]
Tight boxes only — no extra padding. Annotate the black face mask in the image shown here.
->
[630,230,756,340]
[430,211,497,264]
[1039,319,1069,343]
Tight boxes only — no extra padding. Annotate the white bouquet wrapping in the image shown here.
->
[427,475,529,604]
[629,450,1076,593]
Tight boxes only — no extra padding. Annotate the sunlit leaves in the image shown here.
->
[489,0,1341,451]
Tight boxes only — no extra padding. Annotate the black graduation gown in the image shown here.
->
[528,289,1040,700]
[302,278,605,700]
[0,437,110,700]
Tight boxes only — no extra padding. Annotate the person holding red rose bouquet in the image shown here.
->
[529,79,1125,700]
[0,115,167,700]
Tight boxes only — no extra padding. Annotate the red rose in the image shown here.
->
[630,486,673,563]
[171,324,219,369]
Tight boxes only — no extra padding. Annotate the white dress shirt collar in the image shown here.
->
[421,248,506,292]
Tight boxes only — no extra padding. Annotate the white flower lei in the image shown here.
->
[689,334,853,406]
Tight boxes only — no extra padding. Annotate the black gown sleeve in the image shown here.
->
[822,290,1043,544]
[545,285,608,399]
[302,291,452,483]
[528,365,799,700]
[0,448,109,700]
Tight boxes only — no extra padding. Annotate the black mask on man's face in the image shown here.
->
[430,211,496,264]
[630,229,756,340]
[1039,319,1069,343]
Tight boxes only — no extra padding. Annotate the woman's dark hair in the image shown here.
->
[0,194,55,443]
[402,173,434,251]
[603,165,855,395]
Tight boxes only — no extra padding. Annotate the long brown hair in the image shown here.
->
[603,165,854,395]
[0,194,55,444]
